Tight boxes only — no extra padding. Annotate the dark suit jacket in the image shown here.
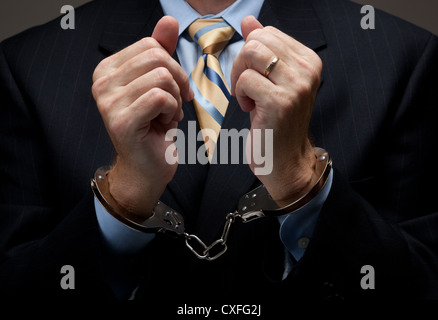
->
[1,0,437,305]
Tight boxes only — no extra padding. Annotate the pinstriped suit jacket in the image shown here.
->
[0,0,437,304]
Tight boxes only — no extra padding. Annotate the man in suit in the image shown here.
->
[0,0,437,306]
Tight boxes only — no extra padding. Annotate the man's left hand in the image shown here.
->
[231,16,323,207]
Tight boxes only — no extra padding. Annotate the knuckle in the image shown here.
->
[245,39,262,52]
[243,40,263,63]
[236,69,252,87]
[310,69,322,87]
[149,87,170,106]
[92,61,107,82]
[97,98,112,114]
[246,28,264,41]
[98,90,125,115]
[153,67,173,84]
[91,75,109,99]
[314,54,323,72]
[264,26,277,34]
[296,79,313,97]
[308,63,322,86]
[92,68,101,83]
[96,55,111,68]
[91,81,100,98]
[297,56,322,86]
[235,70,263,96]
[180,71,190,87]
[308,52,323,71]
[304,49,323,71]
[138,37,159,50]
[147,47,169,65]
[313,61,323,82]
[124,56,143,72]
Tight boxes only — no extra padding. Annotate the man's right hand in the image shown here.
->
[91,16,193,220]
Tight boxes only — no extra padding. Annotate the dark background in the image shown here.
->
[0,0,437,43]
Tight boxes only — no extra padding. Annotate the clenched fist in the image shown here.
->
[231,16,324,206]
[92,16,193,220]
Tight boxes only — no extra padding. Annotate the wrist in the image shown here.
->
[264,145,322,207]
[238,147,332,220]
[106,163,166,221]
[92,166,186,235]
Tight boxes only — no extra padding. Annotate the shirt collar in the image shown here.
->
[159,0,265,37]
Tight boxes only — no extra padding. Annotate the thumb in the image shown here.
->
[151,16,179,55]
[241,16,264,41]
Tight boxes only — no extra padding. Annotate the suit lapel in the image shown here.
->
[98,0,163,54]
[260,0,327,51]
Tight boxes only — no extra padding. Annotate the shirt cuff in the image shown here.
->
[94,196,155,256]
[278,169,333,263]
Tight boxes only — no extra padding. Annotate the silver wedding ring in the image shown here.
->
[264,56,279,78]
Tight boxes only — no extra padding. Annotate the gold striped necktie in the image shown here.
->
[188,18,235,161]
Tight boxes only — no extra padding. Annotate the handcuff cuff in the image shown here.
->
[91,147,332,261]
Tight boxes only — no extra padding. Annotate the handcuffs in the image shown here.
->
[91,148,332,261]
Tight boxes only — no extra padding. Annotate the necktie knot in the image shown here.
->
[188,18,235,56]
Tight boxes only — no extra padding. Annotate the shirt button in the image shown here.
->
[298,237,310,249]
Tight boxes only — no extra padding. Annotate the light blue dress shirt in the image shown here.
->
[95,0,333,298]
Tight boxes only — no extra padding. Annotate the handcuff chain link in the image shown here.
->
[184,212,239,261]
